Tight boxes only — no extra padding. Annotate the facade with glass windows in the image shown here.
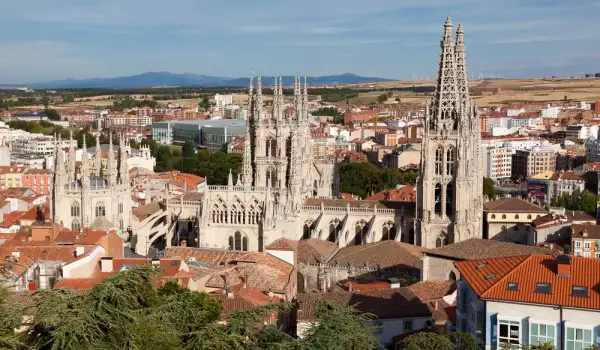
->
[151,120,246,151]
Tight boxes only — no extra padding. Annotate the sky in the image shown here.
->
[1,0,600,83]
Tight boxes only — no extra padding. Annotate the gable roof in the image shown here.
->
[424,238,555,261]
[456,255,600,310]
[408,281,455,302]
[571,223,600,239]
[265,238,298,251]
[329,241,423,269]
[297,239,338,264]
[483,198,547,213]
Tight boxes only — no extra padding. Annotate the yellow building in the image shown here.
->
[484,197,548,244]
[0,166,27,191]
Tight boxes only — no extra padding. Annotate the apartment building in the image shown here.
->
[0,166,26,190]
[455,254,600,350]
[485,147,513,181]
[512,147,557,178]
[12,136,74,156]
[566,125,599,140]
[105,114,153,128]
[571,224,600,258]
[553,171,585,197]
[21,168,52,195]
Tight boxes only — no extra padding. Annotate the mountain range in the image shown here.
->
[23,72,394,89]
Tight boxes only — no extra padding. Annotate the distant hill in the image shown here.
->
[29,72,394,89]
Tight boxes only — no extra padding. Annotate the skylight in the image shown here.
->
[507,282,518,291]
[484,273,497,280]
[572,286,588,298]
[535,282,552,294]
[476,262,488,270]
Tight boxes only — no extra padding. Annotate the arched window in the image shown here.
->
[434,184,442,216]
[248,199,262,225]
[435,146,444,175]
[445,147,456,176]
[354,220,369,245]
[502,214,507,219]
[328,219,342,242]
[231,198,245,225]
[514,214,520,219]
[71,220,80,231]
[71,201,80,217]
[382,221,396,241]
[527,214,532,219]
[211,198,228,224]
[266,137,277,157]
[266,167,277,187]
[302,220,314,240]
[229,231,248,251]
[491,214,496,219]
[445,182,454,218]
[95,202,106,218]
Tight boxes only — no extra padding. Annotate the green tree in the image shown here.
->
[43,109,61,121]
[402,332,480,350]
[339,162,416,198]
[182,141,196,158]
[483,177,496,200]
[41,96,50,110]
[377,93,388,103]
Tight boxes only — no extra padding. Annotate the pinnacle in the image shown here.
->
[445,14,452,26]
[457,23,463,34]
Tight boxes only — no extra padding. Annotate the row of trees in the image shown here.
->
[339,162,417,198]
[311,107,344,124]
[550,190,598,214]
[112,96,158,111]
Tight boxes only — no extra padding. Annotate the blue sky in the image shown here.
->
[1,0,600,83]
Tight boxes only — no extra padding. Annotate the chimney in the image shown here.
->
[75,246,85,257]
[348,281,353,292]
[11,249,20,262]
[101,257,114,273]
[557,255,571,277]
[151,258,160,266]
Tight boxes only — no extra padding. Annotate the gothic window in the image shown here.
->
[302,220,315,240]
[382,221,396,241]
[266,167,277,187]
[266,137,277,157]
[71,201,80,217]
[95,202,106,218]
[328,219,342,242]
[434,184,442,216]
[211,198,228,224]
[229,231,248,251]
[248,199,262,225]
[119,203,123,214]
[445,146,456,176]
[514,214,520,219]
[354,220,369,245]
[527,214,532,219]
[231,198,245,224]
[446,182,454,218]
[71,220,80,231]
[435,146,444,175]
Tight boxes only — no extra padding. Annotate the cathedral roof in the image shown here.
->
[297,239,338,265]
[90,217,115,231]
[132,202,163,221]
[329,241,423,269]
[303,198,410,210]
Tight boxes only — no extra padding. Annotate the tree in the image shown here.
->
[339,162,416,198]
[401,332,480,350]
[41,96,50,110]
[483,177,495,200]
[182,141,196,158]
[198,95,211,111]
[550,190,598,214]
[43,109,61,121]
[377,93,388,103]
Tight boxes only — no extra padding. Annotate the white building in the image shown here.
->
[506,107,526,117]
[486,116,511,131]
[12,136,75,156]
[485,147,513,181]
[455,254,600,350]
[566,125,599,140]
[509,115,541,129]
[540,105,561,119]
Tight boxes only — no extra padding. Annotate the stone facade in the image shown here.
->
[51,132,133,236]
[416,17,483,249]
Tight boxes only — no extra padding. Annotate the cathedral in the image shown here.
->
[415,16,483,248]
[51,131,133,234]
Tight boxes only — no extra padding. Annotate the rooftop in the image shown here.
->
[483,197,547,213]
[424,238,555,261]
[456,255,600,310]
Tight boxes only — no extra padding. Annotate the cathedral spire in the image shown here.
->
[455,23,470,110]
[95,133,101,176]
[302,76,309,122]
[256,74,264,120]
[108,131,117,186]
[119,133,129,186]
[228,169,233,188]
[430,14,458,132]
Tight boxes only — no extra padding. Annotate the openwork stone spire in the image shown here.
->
[454,23,469,111]
[431,15,459,132]
[241,74,255,188]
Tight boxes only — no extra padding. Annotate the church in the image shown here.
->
[197,17,483,252]
[51,132,133,235]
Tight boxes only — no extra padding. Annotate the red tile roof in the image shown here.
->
[366,185,416,202]
[456,255,600,310]
[408,281,455,302]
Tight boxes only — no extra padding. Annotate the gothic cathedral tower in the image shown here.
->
[416,16,483,248]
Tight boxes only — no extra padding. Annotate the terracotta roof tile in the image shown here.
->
[330,241,423,269]
[297,239,338,265]
[265,238,298,251]
[457,255,600,310]
[483,198,547,213]
[366,185,416,203]
[425,238,555,261]
[408,281,455,302]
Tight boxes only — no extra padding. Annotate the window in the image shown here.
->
[575,241,582,249]
[584,242,591,249]
[507,282,518,291]
[514,214,519,219]
[403,320,412,332]
[499,320,520,347]
[95,202,106,218]
[527,214,532,219]
[535,283,552,294]
[229,231,248,251]
[491,214,496,219]
[71,220,80,231]
[530,323,555,346]
[435,146,444,175]
[572,286,588,298]
[71,201,80,217]
[502,214,507,219]
[566,327,592,350]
